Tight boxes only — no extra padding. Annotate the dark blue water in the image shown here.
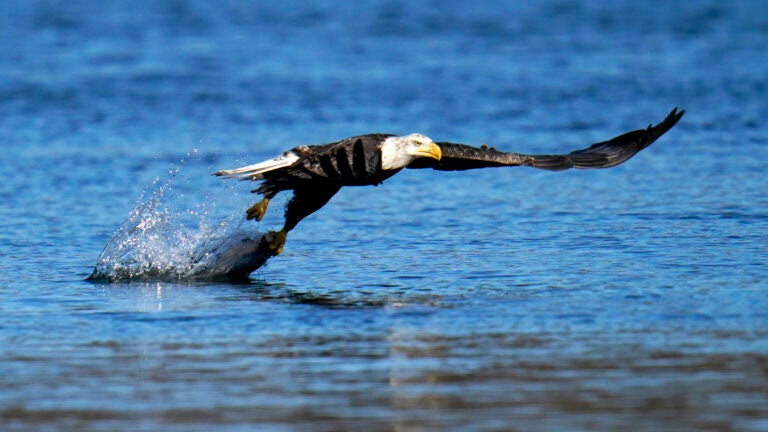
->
[2,1,768,430]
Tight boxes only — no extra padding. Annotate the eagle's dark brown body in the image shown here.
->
[256,133,397,197]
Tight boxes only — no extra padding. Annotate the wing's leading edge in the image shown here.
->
[407,108,684,171]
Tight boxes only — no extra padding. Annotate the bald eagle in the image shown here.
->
[215,108,684,255]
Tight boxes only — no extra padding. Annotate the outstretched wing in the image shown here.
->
[407,108,684,171]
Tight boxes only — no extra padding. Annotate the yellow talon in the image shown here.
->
[246,198,270,221]
[262,230,287,255]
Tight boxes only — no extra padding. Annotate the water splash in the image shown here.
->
[88,156,276,282]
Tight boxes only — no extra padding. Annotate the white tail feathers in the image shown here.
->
[214,152,300,180]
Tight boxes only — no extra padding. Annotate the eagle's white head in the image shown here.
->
[380,133,442,170]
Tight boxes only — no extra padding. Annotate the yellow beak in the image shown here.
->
[416,143,442,161]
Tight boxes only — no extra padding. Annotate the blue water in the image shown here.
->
[2,1,768,430]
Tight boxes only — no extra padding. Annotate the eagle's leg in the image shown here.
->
[246,192,277,221]
[260,185,341,255]
[283,185,342,233]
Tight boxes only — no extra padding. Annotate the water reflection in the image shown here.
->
[29,281,754,431]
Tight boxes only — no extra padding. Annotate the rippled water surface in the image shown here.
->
[2,1,768,431]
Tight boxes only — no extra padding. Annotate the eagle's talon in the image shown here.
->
[246,198,270,221]
[262,230,286,255]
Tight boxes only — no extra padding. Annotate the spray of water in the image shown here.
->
[88,154,275,282]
